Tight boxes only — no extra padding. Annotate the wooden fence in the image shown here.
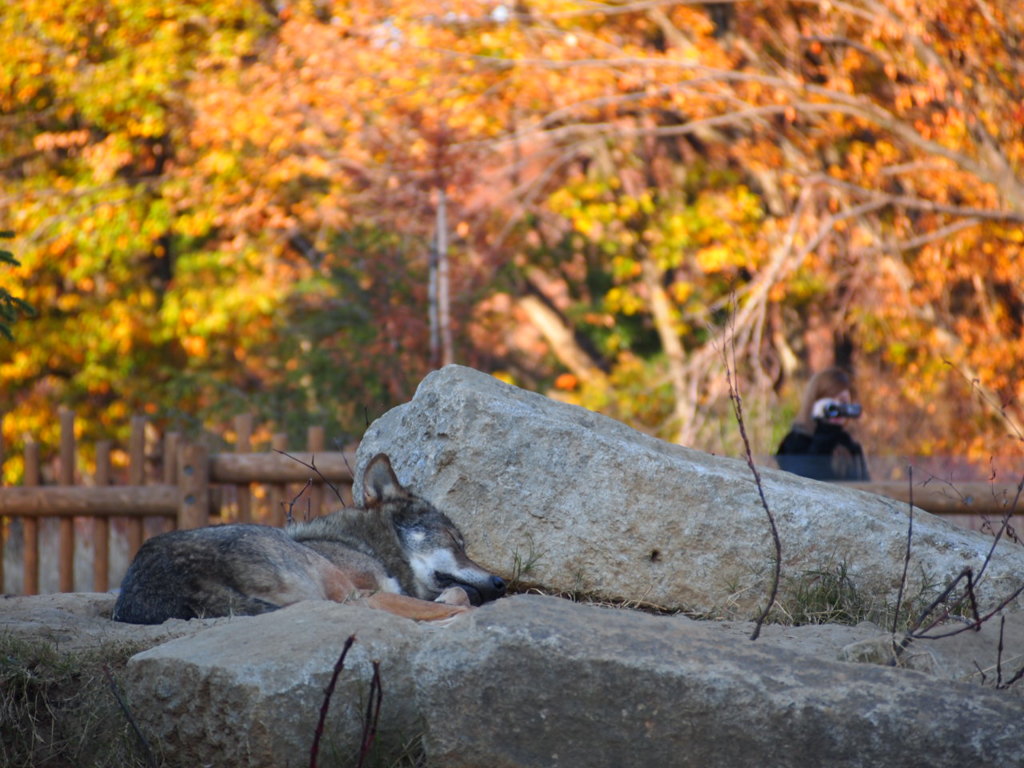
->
[841,480,1022,535]
[843,480,1022,516]
[2,410,1019,596]
[0,409,355,595]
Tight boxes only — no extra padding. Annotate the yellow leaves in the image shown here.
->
[604,286,645,316]
[200,150,237,175]
[694,245,735,273]
[0,350,33,381]
[56,292,82,312]
[49,233,73,256]
[180,307,199,326]
[669,281,693,304]
[605,258,639,290]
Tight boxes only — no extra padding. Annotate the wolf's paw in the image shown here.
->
[435,586,472,607]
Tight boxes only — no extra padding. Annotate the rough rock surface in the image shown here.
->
[5,593,1024,767]
[122,601,430,767]
[355,365,1024,617]
[414,596,1024,768]
[0,592,226,649]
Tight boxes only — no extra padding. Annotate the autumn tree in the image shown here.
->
[0,231,34,341]
[3,0,1022,482]
[437,0,1024,463]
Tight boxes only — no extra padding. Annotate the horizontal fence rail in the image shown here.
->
[0,485,179,516]
[210,451,357,484]
[841,481,1022,517]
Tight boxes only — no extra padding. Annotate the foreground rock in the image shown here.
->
[109,598,1024,767]
[356,365,1024,618]
[123,602,429,766]
[416,596,1024,768]
[0,592,226,650]
[7,593,1024,766]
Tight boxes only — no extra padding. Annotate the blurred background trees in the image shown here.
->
[2,0,1022,481]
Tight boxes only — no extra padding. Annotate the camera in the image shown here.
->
[822,402,862,419]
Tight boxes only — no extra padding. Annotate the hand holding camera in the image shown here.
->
[812,398,862,420]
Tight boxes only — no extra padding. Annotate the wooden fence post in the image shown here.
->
[58,407,75,592]
[163,431,180,485]
[93,440,111,592]
[307,425,325,518]
[22,442,40,595]
[268,432,288,526]
[126,414,146,556]
[177,442,210,530]
[235,414,253,523]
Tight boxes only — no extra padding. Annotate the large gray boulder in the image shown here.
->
[7,592,1024,767]
[0,591,226,649]
[114,596,1023,768]
[123,602,429,767]
[355,365,1024,618]
[415,596,1024,768]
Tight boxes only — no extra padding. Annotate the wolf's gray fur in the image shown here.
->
[112,453,505,624]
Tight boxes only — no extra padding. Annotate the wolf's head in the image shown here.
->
[363,453,507,606]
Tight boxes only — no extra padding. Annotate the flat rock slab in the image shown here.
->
[0,592,227,650]
[415,596,1024,768]
[123,601,431,767]
[355,365,1024,618]
[5,593,1024,766]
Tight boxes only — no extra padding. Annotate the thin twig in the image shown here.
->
[973,474,1024,590]
[284,478,314,526]
[983,597,1024,690]
[720,312,781,640]
[898,567,982,648]
[310,635,357,768]
[356,661,384,768]
[918,579,1024,642]
[891,466,914,636]
[889,364,1024,665]
[104,665,157,768]
[996,615,1006,689]
[340,451,357,500]
[277,449,349,507]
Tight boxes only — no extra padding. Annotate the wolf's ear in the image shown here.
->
[362,453,410,506]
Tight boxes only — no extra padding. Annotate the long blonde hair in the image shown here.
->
[794,367,854,431]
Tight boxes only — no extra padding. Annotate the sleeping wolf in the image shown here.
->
[112,453,506,624]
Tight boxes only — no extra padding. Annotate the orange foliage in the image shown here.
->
[1,0,1022,482]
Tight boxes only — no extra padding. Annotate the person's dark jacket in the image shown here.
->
[775,421,870,481]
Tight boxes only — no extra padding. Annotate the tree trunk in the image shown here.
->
[517,294,607,384]
[640,256,692,444]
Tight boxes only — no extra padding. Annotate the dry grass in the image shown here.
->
[0,630,428,768]
[0,633,159,768]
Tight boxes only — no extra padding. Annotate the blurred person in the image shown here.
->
[775,367,870,482]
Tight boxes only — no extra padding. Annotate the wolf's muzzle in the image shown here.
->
[439,573,507,606]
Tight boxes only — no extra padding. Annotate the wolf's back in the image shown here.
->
[113,528,206,623]
[112,525,295,624]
